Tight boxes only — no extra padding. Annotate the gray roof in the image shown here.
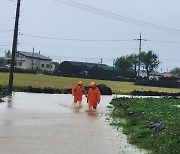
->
[62,61,113,70]
[17,51,51,61]
[150,70,163,76]
[66,61,107,67]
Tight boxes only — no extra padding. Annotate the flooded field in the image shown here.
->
[0,92,146,154]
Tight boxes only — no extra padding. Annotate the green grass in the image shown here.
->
[0,72,179,94]
[109,98,180,154]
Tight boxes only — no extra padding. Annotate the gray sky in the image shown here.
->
[0,0,180,72]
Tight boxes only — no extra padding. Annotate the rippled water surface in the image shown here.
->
[0,92,146,154]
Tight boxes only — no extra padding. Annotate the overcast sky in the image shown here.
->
[0,0,180,72]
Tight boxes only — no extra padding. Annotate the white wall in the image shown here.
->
[16,54,55,72]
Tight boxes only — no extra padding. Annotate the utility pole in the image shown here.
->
[134,33,146,80]
[8,0,21,94]
[112,59,115,79]
[32,47,34,70]
[100,58,102,64]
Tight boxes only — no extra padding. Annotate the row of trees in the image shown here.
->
[114,50,160,79]
[170,67,180,76]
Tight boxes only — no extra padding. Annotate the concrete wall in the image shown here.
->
[16,54,55,72]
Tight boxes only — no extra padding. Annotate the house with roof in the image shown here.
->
[162,72,178,78]
[139,70,163,80]
[60,61,113,70]
[15,51,55,72]
[59,61,114,77]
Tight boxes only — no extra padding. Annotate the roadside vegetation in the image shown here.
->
[109,98,180,154]
[0,72,179,94]
[0,98,3,102]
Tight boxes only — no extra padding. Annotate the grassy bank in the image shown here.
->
[0,73,179,94]
[0,98,3,102]
[109,98,180,154]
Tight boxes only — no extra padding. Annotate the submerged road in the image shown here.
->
[0,92,146,154]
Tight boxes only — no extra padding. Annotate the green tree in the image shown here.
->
[129,54,138,77]
[140,50,160,79]
[0,57,7,67]
[170,67,180,76]
[5,50,11,58]
[114,56,132,78]
[51,61,59,70]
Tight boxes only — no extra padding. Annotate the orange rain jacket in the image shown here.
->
[72,85,87,102]
[87,87,101,108]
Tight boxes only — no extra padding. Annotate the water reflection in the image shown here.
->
[7,96,13,109]
[86,111,100,117]
[3,120,13,125]
[0,92,146,154]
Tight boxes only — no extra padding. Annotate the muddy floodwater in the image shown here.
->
[0,92,146,154]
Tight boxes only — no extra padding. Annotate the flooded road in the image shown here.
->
[0,92,146,154]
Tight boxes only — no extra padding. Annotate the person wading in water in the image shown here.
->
[72,81,87,107]
[87,82,101,111]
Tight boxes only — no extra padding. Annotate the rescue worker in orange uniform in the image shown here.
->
[87,82,101,111]
[72,81,87,107]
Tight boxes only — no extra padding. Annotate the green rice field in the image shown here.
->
[0,73,179,94]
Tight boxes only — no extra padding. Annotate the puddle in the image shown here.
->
[0,92,146,154]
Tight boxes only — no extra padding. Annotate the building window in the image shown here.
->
[16,61,22,66]
[42,64,45,68]
[46,64,51,68]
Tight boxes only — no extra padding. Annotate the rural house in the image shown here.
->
[15,51,55,72]
[58,61,115,78]
[60,61,113,70]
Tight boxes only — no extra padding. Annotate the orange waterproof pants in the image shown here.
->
[88,101,97,110]
[74,95,82,103]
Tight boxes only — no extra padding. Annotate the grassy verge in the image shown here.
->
[109,98,180,154]
[0,98,3,102]
[0,73,179,94]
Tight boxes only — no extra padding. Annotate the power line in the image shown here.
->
[18,37,30,51]
[9,0,16,2]
[17,39,180,52]
[147,40,180,44]
[18,42,136,51]
[0,36,12,38]
[19,44,180,53]
[20,34,134,42]
[53,0,180,34]
[160,59,180,62]
[0,30,13,33]
[0,44,12,46]
[20,23,180,36]
[20,33,180,44]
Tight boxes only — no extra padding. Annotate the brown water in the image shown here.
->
[0,92,146,154]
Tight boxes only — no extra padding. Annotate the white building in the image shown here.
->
[16,51,55,72]
[139,70,163,80]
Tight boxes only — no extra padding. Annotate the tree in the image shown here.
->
[5,50,11,58]
[114,56,132,78]
[0,57,7,67]
[128,54,138,77]
[170,67,180,76]
[140,50,160,79]
[51,61,59,70]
